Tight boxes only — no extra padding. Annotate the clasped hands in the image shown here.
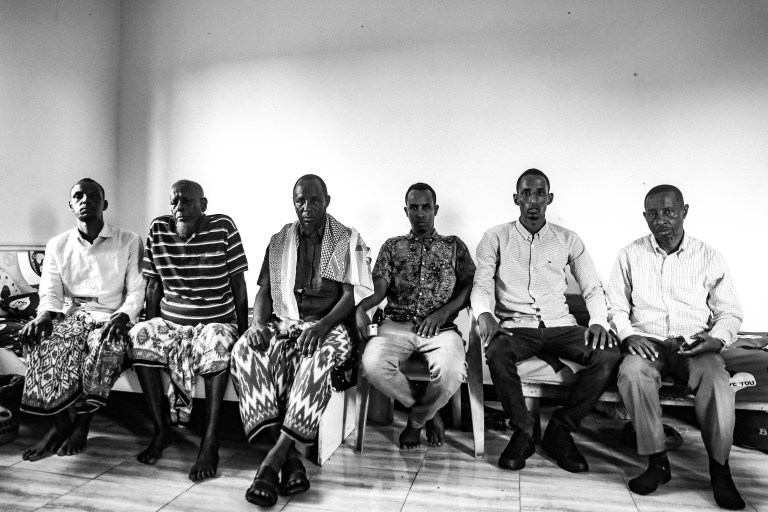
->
[20,311,129,345]
[624,332,722,361]
[245,319,331,357]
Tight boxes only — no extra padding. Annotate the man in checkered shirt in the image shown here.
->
[607,184,744,510]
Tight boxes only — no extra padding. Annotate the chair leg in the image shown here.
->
[524,396,541,443]
[355,375,372,454]
[466,374,485,458]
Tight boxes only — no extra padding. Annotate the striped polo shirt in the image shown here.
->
[143,214,248,325]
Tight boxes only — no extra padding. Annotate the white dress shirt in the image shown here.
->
[38,224,146,323]
[471,221,608,329]
[607,233,742,346]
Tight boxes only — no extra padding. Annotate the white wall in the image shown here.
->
[0,0,121,247]
[112,0,767,330]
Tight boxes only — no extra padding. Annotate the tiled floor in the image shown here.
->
[0,400,765,511]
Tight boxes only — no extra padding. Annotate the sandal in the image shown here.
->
[280,457,310,496]
[245,466,280,507]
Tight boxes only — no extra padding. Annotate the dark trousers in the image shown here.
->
[486,325,621,433]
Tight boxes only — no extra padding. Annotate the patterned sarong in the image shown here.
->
[128,317,238,423]
[230,321,351,443]
[21,311,129,415]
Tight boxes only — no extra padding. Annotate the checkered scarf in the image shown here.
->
[268,214,373,323]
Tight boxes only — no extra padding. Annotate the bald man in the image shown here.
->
[128,180,249,482]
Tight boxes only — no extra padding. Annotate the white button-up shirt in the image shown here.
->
[471,221,608,329]
[607,233,742,346]
[38,224,146,323]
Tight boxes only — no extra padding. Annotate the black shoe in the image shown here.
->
[628,453,671,495]
[541,421,589,473]
[498,430,535,471]
[709,459,745,510]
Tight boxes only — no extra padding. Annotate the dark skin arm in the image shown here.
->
[229,272,249,336]
[354,277,388,340]
[415,275,473,338]
[244,283,274,351]
[144,276,163,320]
[297,283,355,357]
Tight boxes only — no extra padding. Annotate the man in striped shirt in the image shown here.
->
[471,168,620,474]
[128,180,249,482]
[608,185,744,510]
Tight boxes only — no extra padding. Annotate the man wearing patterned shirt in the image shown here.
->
[355,182,475,449]
[19,178,145,461]
[607,185,744,510]
[128,179,249,482]
[471,168,620,473]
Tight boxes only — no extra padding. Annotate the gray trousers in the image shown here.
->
[361,318,466,428]
[617,338,734,464]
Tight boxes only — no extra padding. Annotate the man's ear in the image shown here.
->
[403,206,409,218]
[433,204,439,216]
[682,204,689,218]
[200,197,208,212]
[68,200,74,212]
[547,193,554,204]
[513,193,519,204]
[326,195,331,208]
[103,199,109,212]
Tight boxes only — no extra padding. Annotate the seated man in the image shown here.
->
[19,178,145,460]
[608,185,745,510]
[128,180,249,482]
[471,168,620,473]
[355,182,475,449]
[230,174,373,507]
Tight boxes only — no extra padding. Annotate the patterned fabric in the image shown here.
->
[37,224,145,323]
[128,318,238,422]
[143,214,248,325]
[373,232,475,323]
[21,311,129,415]
[607,234,742,346]
[268,214,373,323]
[230,321,351,443]
[471,221,608,330]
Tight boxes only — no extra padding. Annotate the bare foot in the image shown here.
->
[23,419,72,462]
[189,437,219,482]
[399,423,422,449]
[425,414,445,447]
[137,427,172,465]
[58,413,93,456]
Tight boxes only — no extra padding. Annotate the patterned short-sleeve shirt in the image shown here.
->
[373,232,475,323]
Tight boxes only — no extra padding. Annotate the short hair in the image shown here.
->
[72,177,105,199]
[294,174,328,197]
[171,179,205,198]
[516,168,550,193]
[644,184,684,207]
[404,182,436,204]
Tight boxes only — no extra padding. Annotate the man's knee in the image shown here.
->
[361,338,399,383]
[617,355,658,387]
[590,347,622,371]
[688,353,729,391]
[428,356,466,390]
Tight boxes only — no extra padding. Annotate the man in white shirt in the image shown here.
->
[19,178,145,461]
[472,168,620,473]
[607,185,744,510]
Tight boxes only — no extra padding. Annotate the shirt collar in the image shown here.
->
[70,223,112,243]
[407,228,438,241]
[514,221,550,241]
[649,232,687,256]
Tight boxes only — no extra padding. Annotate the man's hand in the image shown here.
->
[99,312,130,344]
[245,322,273,352]
[678,332,722,357]
[624,334,659,361]
[19,312,55,345]
[477,312,503,347]
[584,324,612,350]
[297,320,331,357]
[415,309,450,338]
[355,307,371,341]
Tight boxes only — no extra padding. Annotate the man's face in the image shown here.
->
[643,191,688,247]
[514,175,552,223]
[170,184,207,239]
[404,189,438,236]
[293,179,329,232]
[69,182,106,223]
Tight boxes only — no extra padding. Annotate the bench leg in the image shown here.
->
[450,389,462,428]
[524,396,541,443]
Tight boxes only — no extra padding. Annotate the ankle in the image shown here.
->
[649,451,669,468]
